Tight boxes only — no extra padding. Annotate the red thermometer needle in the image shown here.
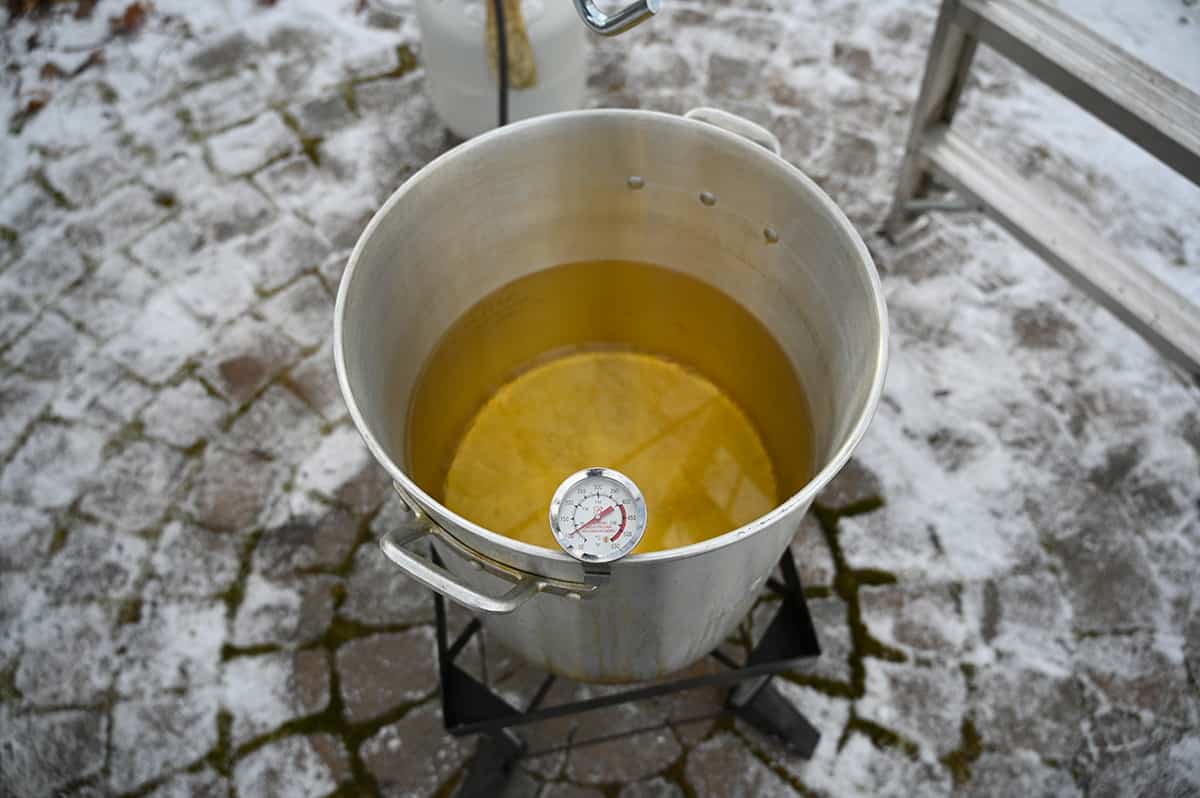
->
[576,505,615,534]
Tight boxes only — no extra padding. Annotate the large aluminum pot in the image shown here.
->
[335,108,888,683]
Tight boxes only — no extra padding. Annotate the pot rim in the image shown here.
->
[334,107,889,567]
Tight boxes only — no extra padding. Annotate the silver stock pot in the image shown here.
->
[335,108,888,683]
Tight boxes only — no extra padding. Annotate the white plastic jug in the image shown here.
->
[414,0,588,137]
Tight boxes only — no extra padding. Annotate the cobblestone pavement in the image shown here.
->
[2,1,1199,796]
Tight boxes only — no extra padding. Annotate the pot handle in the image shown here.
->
[684,107,782,156]
[379,498,599,615]
[380,522,540,614]
[572,0,660,36]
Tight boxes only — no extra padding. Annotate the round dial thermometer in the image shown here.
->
[549,468,648,564]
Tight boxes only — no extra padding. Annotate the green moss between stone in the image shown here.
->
[845,714,920,760]
[116,597,143,626]
[779,669,856,701]
[95,80,119,104]
[939,718,982,787]
[1070,760,1089,791]
[226,646,426,796]
[220,528,263,621]
[854,568,899,586]
[101,419,147,460]
[32,168,72,209]
[394,43,418,77]
[220,642,278,662]
[810,500,906,703]
[46,523,70,557]
[733,727,822,798]
[300,136,323,168]
[802,584,833,599]
[0,661,22,702]
[204,709,235,777]
[181,438,208,459]
[664,750,700,798]
[837,496,886,517]
[959,662,976,688]
[341,83,359,116]
[317,616,405,651]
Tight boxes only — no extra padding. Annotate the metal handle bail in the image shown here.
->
[572,0,660,36]
[381,483,601,615]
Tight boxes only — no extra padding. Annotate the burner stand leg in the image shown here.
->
[728,675,821,759]
[453,728,526,798]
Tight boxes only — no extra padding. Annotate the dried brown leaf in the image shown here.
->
[9,0,45,17]
[71,49,105,77]
[110,2,148,35]
[40,62,65,80]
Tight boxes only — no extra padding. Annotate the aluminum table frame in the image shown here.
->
[887,0,1200,380]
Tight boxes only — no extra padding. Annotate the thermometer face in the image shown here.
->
[549,468,647,564]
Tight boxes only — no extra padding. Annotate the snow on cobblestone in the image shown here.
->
[1,0,1197,794]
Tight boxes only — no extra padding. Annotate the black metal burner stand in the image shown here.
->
[431,548,822,797]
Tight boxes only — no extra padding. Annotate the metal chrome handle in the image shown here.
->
[379,499,599,614]
[371,0,656,36]
[380,522,540,614]
[684,107,783,156]
[572,0,660,36]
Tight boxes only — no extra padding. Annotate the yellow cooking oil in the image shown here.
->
[405,260,814,553]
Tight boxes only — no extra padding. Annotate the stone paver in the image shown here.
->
[197,315,303,405]
[0,707,107,796]
[233,734,349,798]
[686,732,793,797]
[40,523,149,602]
[360,702,475,797]
[618,777,685,798]
[115,597,226,697]
[150,520,242,598]
[184,446,290,532]
[0,503,53,571]
[563,702,684,784]
[541,784,605,798]
[140,379,230,449]
[15,604,121,706]
[254,498,360,578]
[221,649,331,745]
[144,768,230,798]
[108,692,219,793]
[208,113,296,177]
[971,662,1085,763]
[341,535,432,627]
[231,573,338,648]
[1,422,106,509]
[857,660,968,758]
[80,439,191,532]
[336,628,436,723]
[1,1,1197,796]
[101,292,210,383]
